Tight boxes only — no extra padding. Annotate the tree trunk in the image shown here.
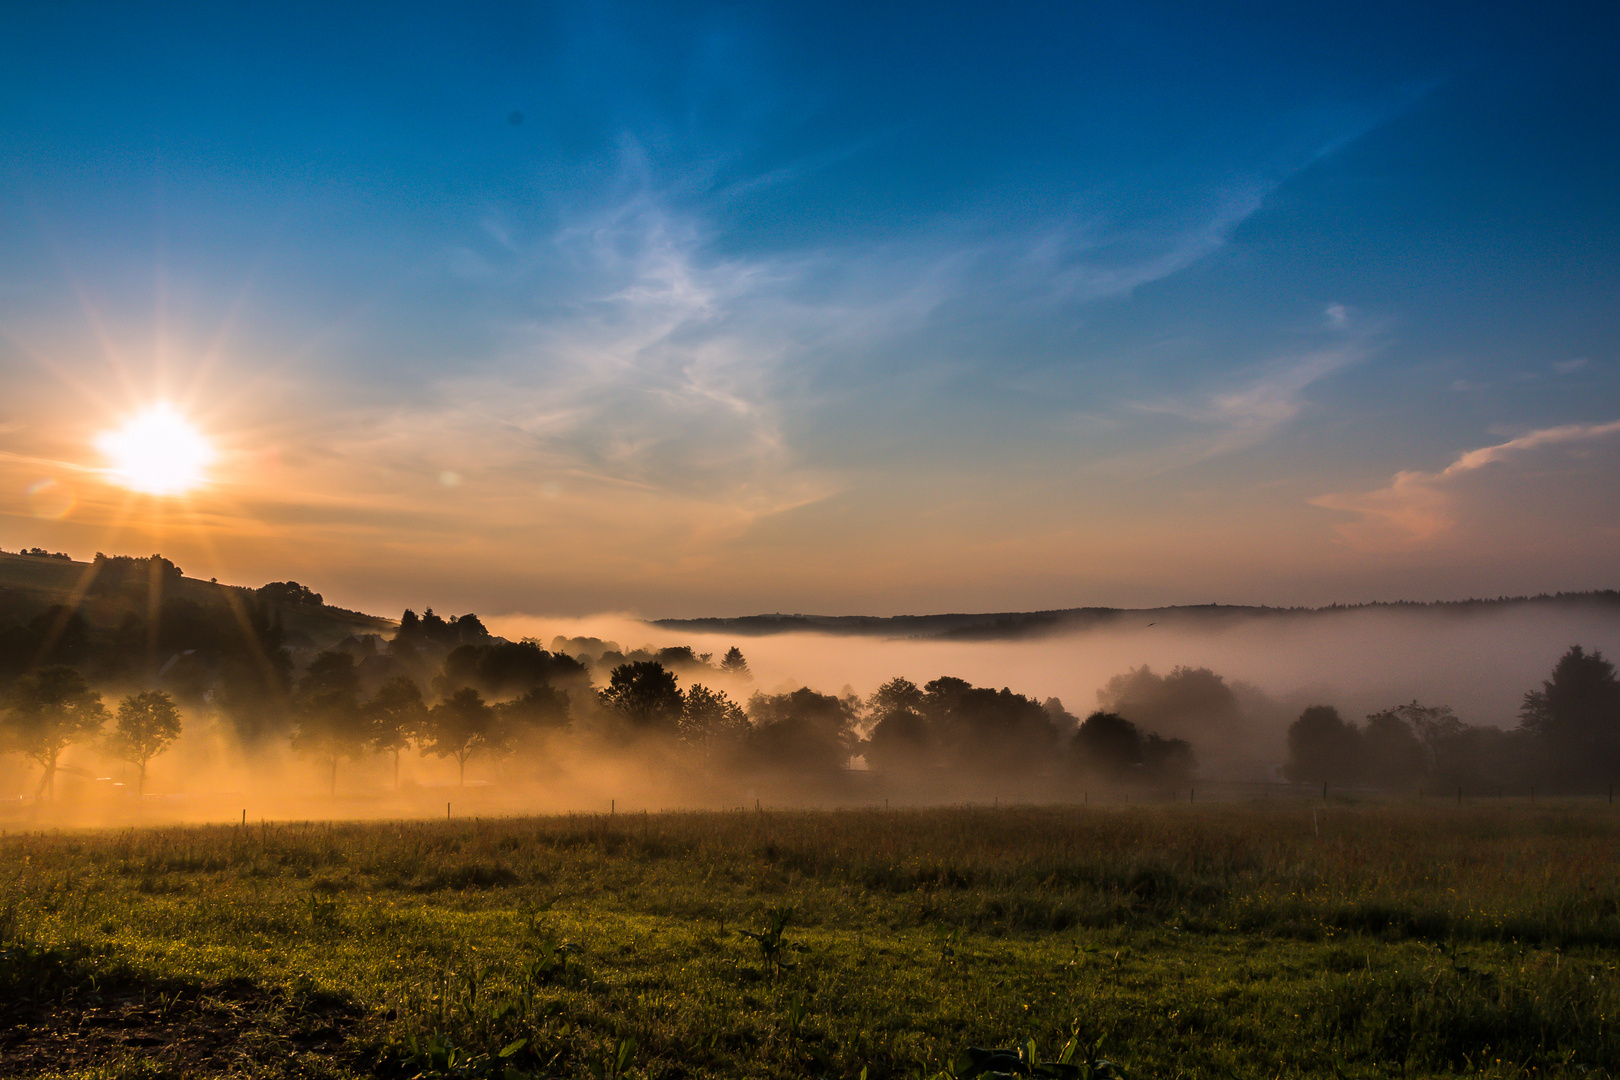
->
[138,759,148,796]
[330,756,338,796]
[458,754,466,787]
[34,759,55,800]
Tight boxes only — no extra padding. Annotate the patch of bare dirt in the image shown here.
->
[0,948,367,1079]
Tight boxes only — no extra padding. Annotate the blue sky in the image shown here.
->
[1,1,1616,616]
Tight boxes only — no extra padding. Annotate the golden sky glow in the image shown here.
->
[2,7,1618,620]
[94,405,216,496]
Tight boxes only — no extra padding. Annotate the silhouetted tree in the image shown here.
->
[719,646,751,681]
[656,645,709,672]
[367,676,428,789]
[88,554,183,598]
[1142,732,1197,785]
[435,640,587,699]
[864,677,932,774]
[108,690,182,794]
[1285,705,1361,786]
[1352,700,1469,789]
[1073,711,1143,776]
[452,613,490,644]
[600,662,684,735]
[1399,701,1465,776]
[292,652,367,795]
[257,581,323,608]
[1519,645,1620,789]
[497,685,572,739]
[679,684,748,750]
[215,597,293,745]
[921,678,1056,774]
[1361,706,1427,790]
[1042,697,1079,736]
[301,651,361,699]
[2,665,106,798]
[1097,664,1243,745]
[424,687,498,785]
[746,687,858,775]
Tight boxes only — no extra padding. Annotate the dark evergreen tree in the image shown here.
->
[1519,645,1620,789]
[719,646,751,680]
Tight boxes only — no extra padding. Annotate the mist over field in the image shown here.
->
[494,600,1620,775]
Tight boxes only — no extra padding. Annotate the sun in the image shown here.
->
[95,404,217,495]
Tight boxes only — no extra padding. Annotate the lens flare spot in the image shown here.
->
[96,405,216,495]
[26,478,76,519]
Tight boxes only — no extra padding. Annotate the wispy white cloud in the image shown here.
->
[1311,419,1620,544]
[1016,185,1267,306]
[390,142,1288,520]
[1118,340,1366,470]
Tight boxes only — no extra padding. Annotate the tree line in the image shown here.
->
[1284,645,1620,795]
[1,557,1616,799]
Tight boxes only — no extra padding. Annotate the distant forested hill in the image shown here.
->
[654,592,1620,640]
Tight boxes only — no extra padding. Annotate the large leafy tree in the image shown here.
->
[1097,665,1244,744]
[1072,710,1143,776]
[600,662,684,734]
[3,665,107,798]
[424,687,497,785]
[291,651,367,795]
[745,687,858,775]
[497,685,573,749]
[918,677,1056,774]
[679,683,748,749]
[367,676,428,790]
[109,690,182,794]
[863,677,932,774]
[1285,705,1362,786]
[1360,706,1428,790]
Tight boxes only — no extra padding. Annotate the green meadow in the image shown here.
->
[3,800,1618,1079]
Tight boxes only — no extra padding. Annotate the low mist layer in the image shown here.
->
[3,552,1617,825]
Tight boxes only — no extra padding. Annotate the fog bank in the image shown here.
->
[492,603,1620,733]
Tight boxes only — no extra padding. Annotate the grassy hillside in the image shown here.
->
[0,549,391,650]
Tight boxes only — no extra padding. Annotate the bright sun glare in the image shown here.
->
[95,404,216,495]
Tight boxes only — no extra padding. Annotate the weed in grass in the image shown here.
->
[738,905,808,982]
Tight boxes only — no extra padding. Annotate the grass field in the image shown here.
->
[2,800,1618,1079]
